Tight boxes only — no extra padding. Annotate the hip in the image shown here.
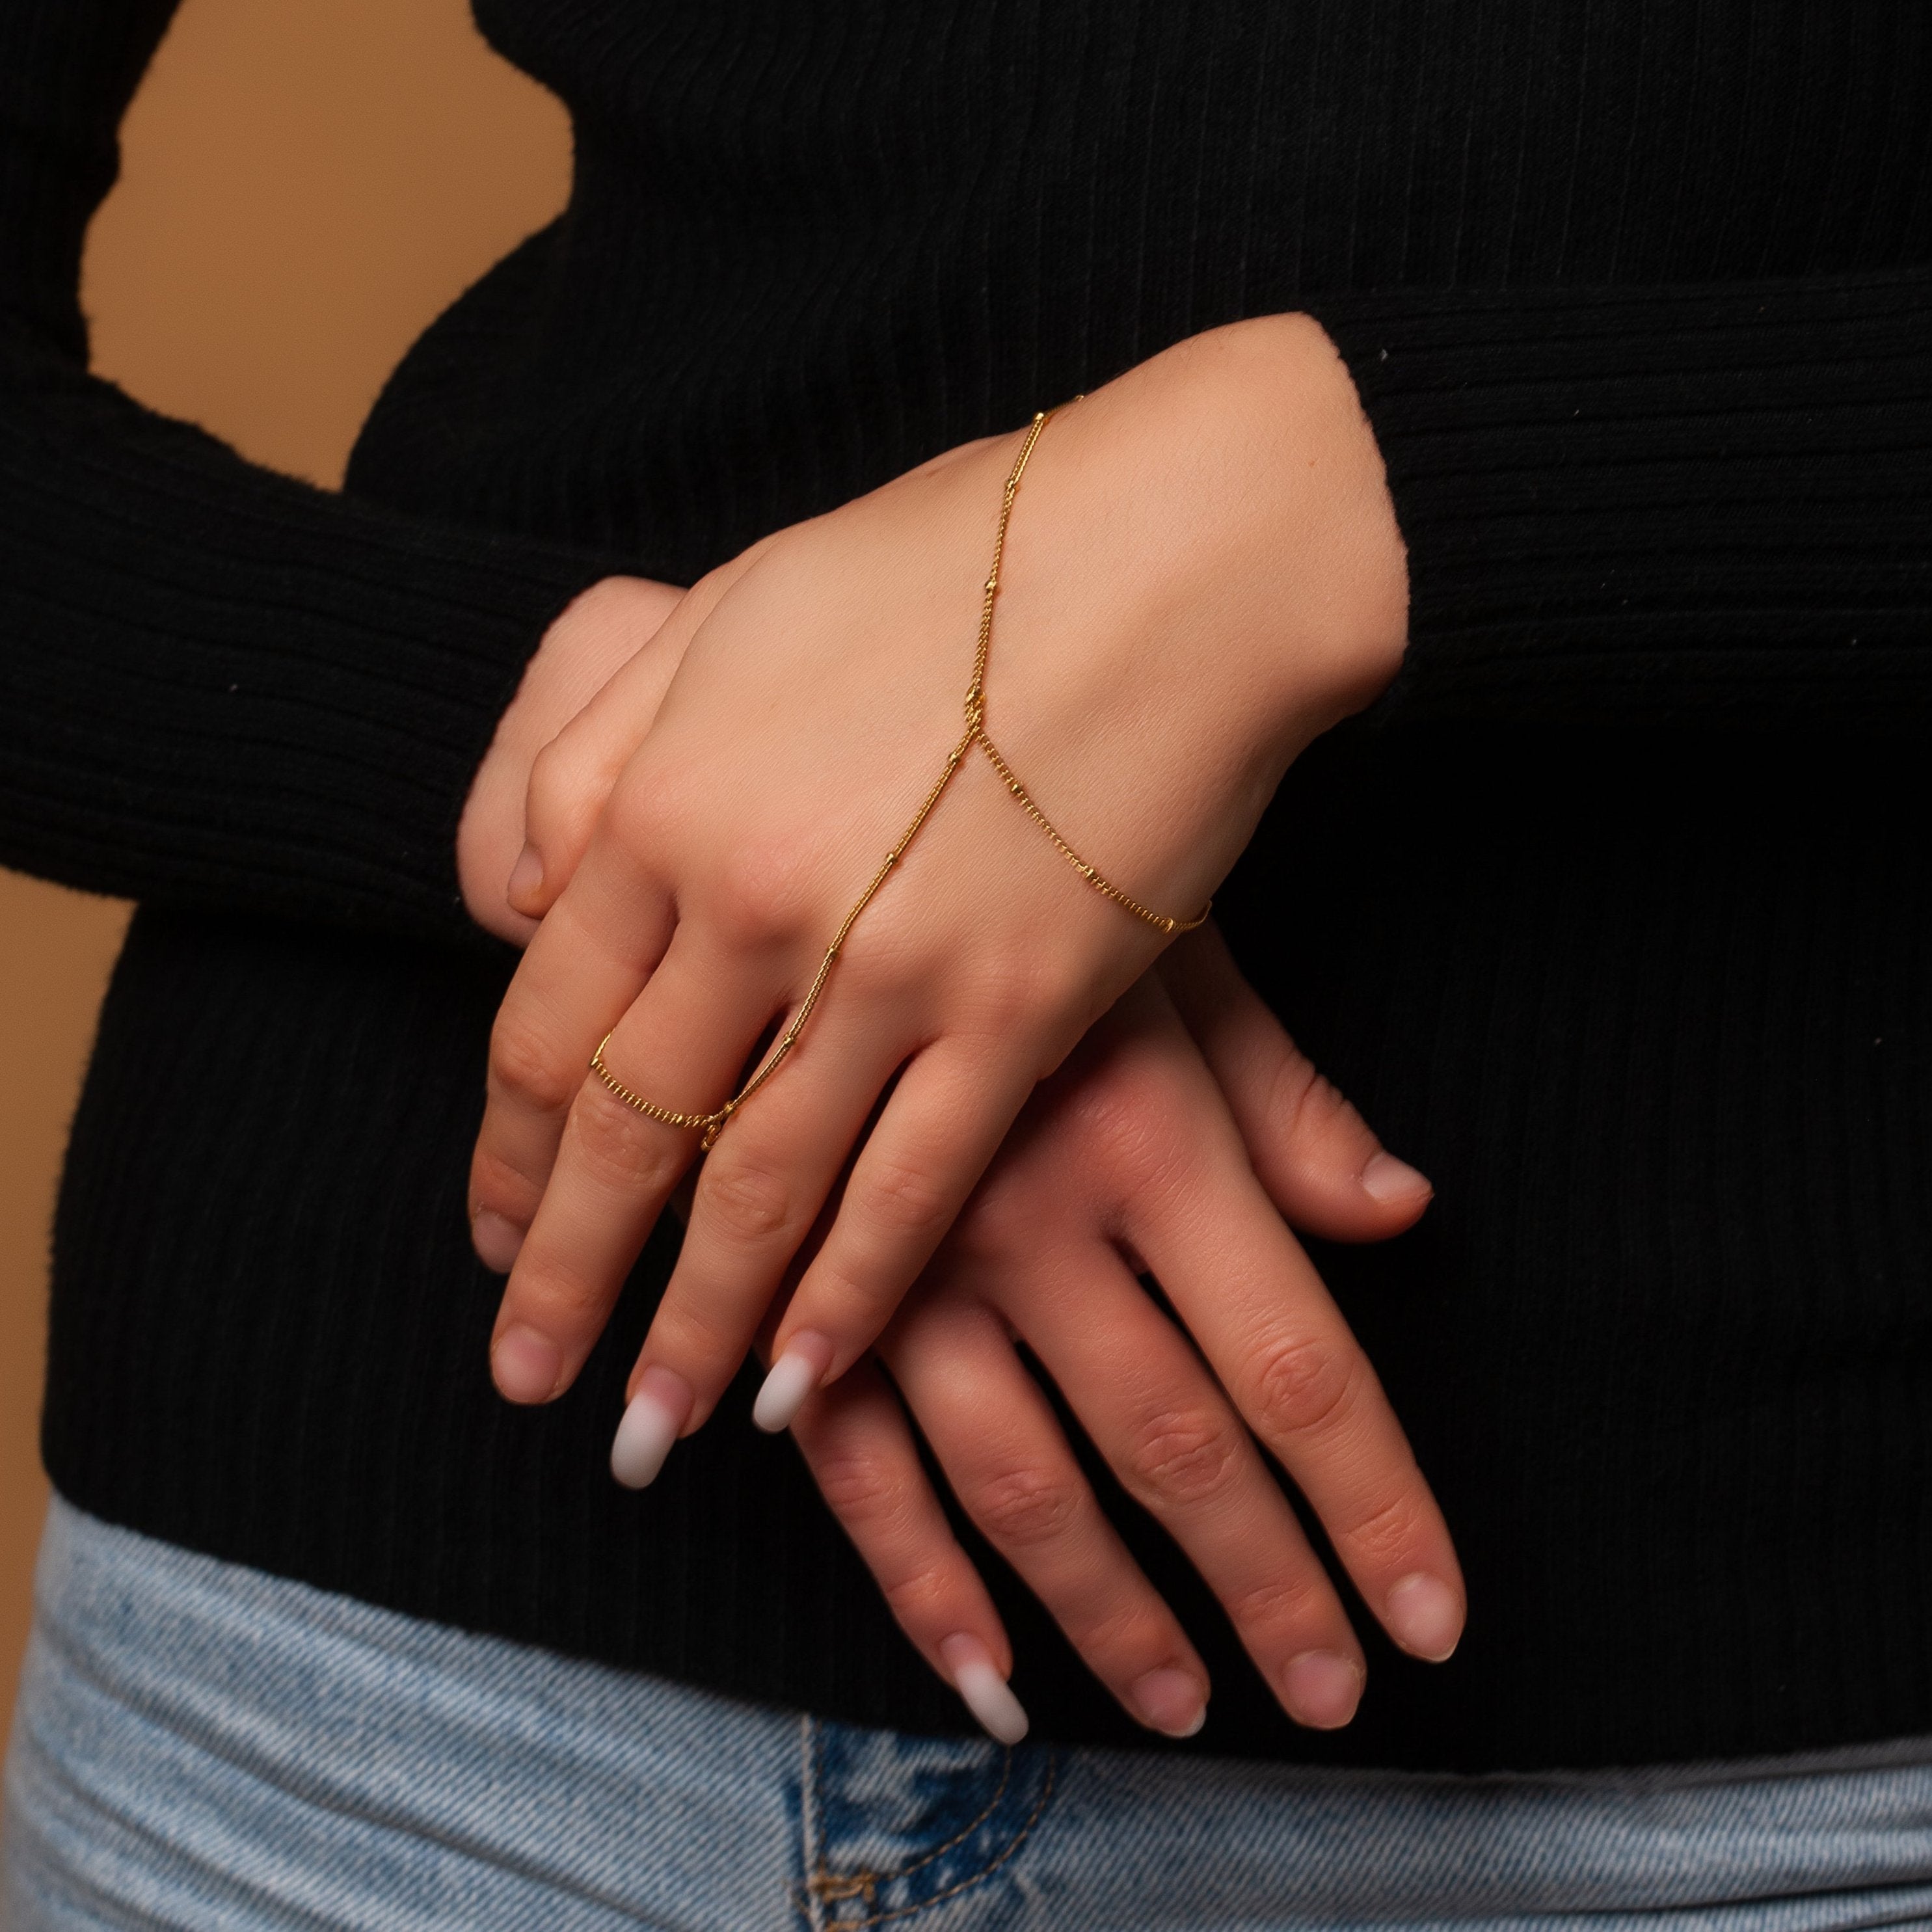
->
[10,1498,1932,1931]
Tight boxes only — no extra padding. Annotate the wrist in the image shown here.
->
[1211,312,1410,724]
[971,315,1406,906]
[1147,312,1408,727]
[1053,313,1408,764]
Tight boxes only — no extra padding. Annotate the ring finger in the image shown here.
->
[489,931,785,1405]
[884,1274,1214,1738]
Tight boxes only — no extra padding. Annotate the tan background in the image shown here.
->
[0,0,569,1747]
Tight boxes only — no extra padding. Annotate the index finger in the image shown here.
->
[468,850,677,1268]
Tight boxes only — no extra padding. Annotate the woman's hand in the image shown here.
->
[471,314,1410,1486]
[457,574,688,945]
[790,932,1462,1743]
[458,578,1455,1744]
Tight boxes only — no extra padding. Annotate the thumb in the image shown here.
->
[1159,924,1431,1242]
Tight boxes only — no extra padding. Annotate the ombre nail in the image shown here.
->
[1281,1650,1363,1729]
[939,1633,1029,1745]
[1385,1572,1463,1661]
[610,1366,693,1489]
[1130,1667,1207,1737]
[491,1324,561,1404]
[751,1331,834,1434]
[1361,1152,1431,1203]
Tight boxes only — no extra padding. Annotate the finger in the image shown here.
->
[755,1040,1040,1418]
[513,548,766,919]
[1125,1099,1466,1666]
[1160,923,1432,1240]
[886,1284,1213,1739]
[1008,1242,1369,1730]
[469,847,678,1276]
[633,998,915,1434]
[490,932,782,1408]
[789,1359,1028,1744]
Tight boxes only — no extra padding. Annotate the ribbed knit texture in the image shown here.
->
[5,0,1929,1770]
[0,0,616,937]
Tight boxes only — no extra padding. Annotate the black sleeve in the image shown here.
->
[0,0,613,941]
[1307,269,1932,729]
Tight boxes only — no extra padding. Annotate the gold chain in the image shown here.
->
[591,405,1210,1149]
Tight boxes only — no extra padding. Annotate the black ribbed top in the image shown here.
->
[5,0,1930,1770]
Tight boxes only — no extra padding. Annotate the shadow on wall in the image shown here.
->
[0,0,568,1743]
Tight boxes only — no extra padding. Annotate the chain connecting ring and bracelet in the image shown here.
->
[590,405,1211,1150]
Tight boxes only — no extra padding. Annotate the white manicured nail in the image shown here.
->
[939,1633,1029,1745]
[610,1367,692,1489]
[751,1332,833,1434]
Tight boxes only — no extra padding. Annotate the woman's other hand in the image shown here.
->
[473,312,1408,1486]
[457,574,687,945]
[790,942,1460,1743]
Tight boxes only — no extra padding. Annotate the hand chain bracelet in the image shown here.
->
[591,405,1211,1150]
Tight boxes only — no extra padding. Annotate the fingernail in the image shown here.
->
[1131,1667,1207,1737]
[1361,1151,1431,1203]
[1281,1650,1363,1729]
[1385,1572,1462,1661]
[610,1366,693,1489]
[506,843,544,910]
[751,1331,835,1434]
[939,1633,1029,1745]
[470,1209,525,1274]
[492,1324,562,1404]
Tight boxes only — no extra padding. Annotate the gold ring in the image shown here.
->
[589,1033,731,1150]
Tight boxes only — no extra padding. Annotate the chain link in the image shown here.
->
[591,405,1210,1146]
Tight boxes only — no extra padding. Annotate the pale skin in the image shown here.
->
[457,312,1466,1739]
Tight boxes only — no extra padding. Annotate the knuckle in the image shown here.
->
[970,1463,1080,1550]
[835,917,922,1000]
[489,1008,580,1113]
[878,1560,959,1630]
[700,1155,796,1248]
[856,1155,951,1238]
[505,1257,608,1335]
[810,1447,907,1531]
[1121,1410,1242,1510]
[566,1081,686,1195]
[958,946,1051,1036]
[649,1293,744,1371]
[707,837,817,950]
[1268,1054,1362,1151]
[469,1144,543,1220]
[1250,1334,1363,1445]
[524,736,580,835]
[948,1179,1033,1265]
[1057,1595,1164,1667]
[1334,1485,1427,1572]
[1222,1572,1332,1648]
[1062,1074,1180,1196]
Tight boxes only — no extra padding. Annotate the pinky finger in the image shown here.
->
[790,1360,1029,1744]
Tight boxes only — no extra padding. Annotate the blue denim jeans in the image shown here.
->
[8,1499,1932,1931]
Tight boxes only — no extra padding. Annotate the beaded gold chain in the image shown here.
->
[591,405,1211,1149]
